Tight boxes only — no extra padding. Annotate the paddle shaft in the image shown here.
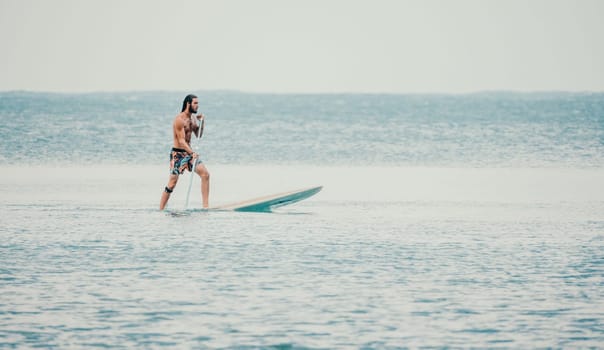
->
[184,116,203,209]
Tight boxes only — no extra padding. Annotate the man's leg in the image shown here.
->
[195,163,210,208]
[159,174,179,210]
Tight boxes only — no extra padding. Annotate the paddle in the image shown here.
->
[184,114,204,209]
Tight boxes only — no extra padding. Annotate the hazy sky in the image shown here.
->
[1,0,603,93]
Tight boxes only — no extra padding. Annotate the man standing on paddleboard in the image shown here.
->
[159,94,210,210]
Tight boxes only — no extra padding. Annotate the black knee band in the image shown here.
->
[164,186,173,193]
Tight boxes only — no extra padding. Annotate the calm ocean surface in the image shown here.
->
[1,91,603,348]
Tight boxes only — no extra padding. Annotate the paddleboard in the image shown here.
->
[212,186,322,212]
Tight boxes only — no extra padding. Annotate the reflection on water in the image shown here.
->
[1,165,603,347]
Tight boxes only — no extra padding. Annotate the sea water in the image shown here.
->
[1,91,603,348]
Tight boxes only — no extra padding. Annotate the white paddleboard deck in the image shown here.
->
[212,186,322,212]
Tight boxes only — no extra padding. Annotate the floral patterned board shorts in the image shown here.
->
[170,148,201,175]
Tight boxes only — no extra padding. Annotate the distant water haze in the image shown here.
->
[1,91,603,168]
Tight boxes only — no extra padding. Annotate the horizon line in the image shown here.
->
[1,88,604,96]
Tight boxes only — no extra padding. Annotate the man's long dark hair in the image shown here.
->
[181,94,197,112]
